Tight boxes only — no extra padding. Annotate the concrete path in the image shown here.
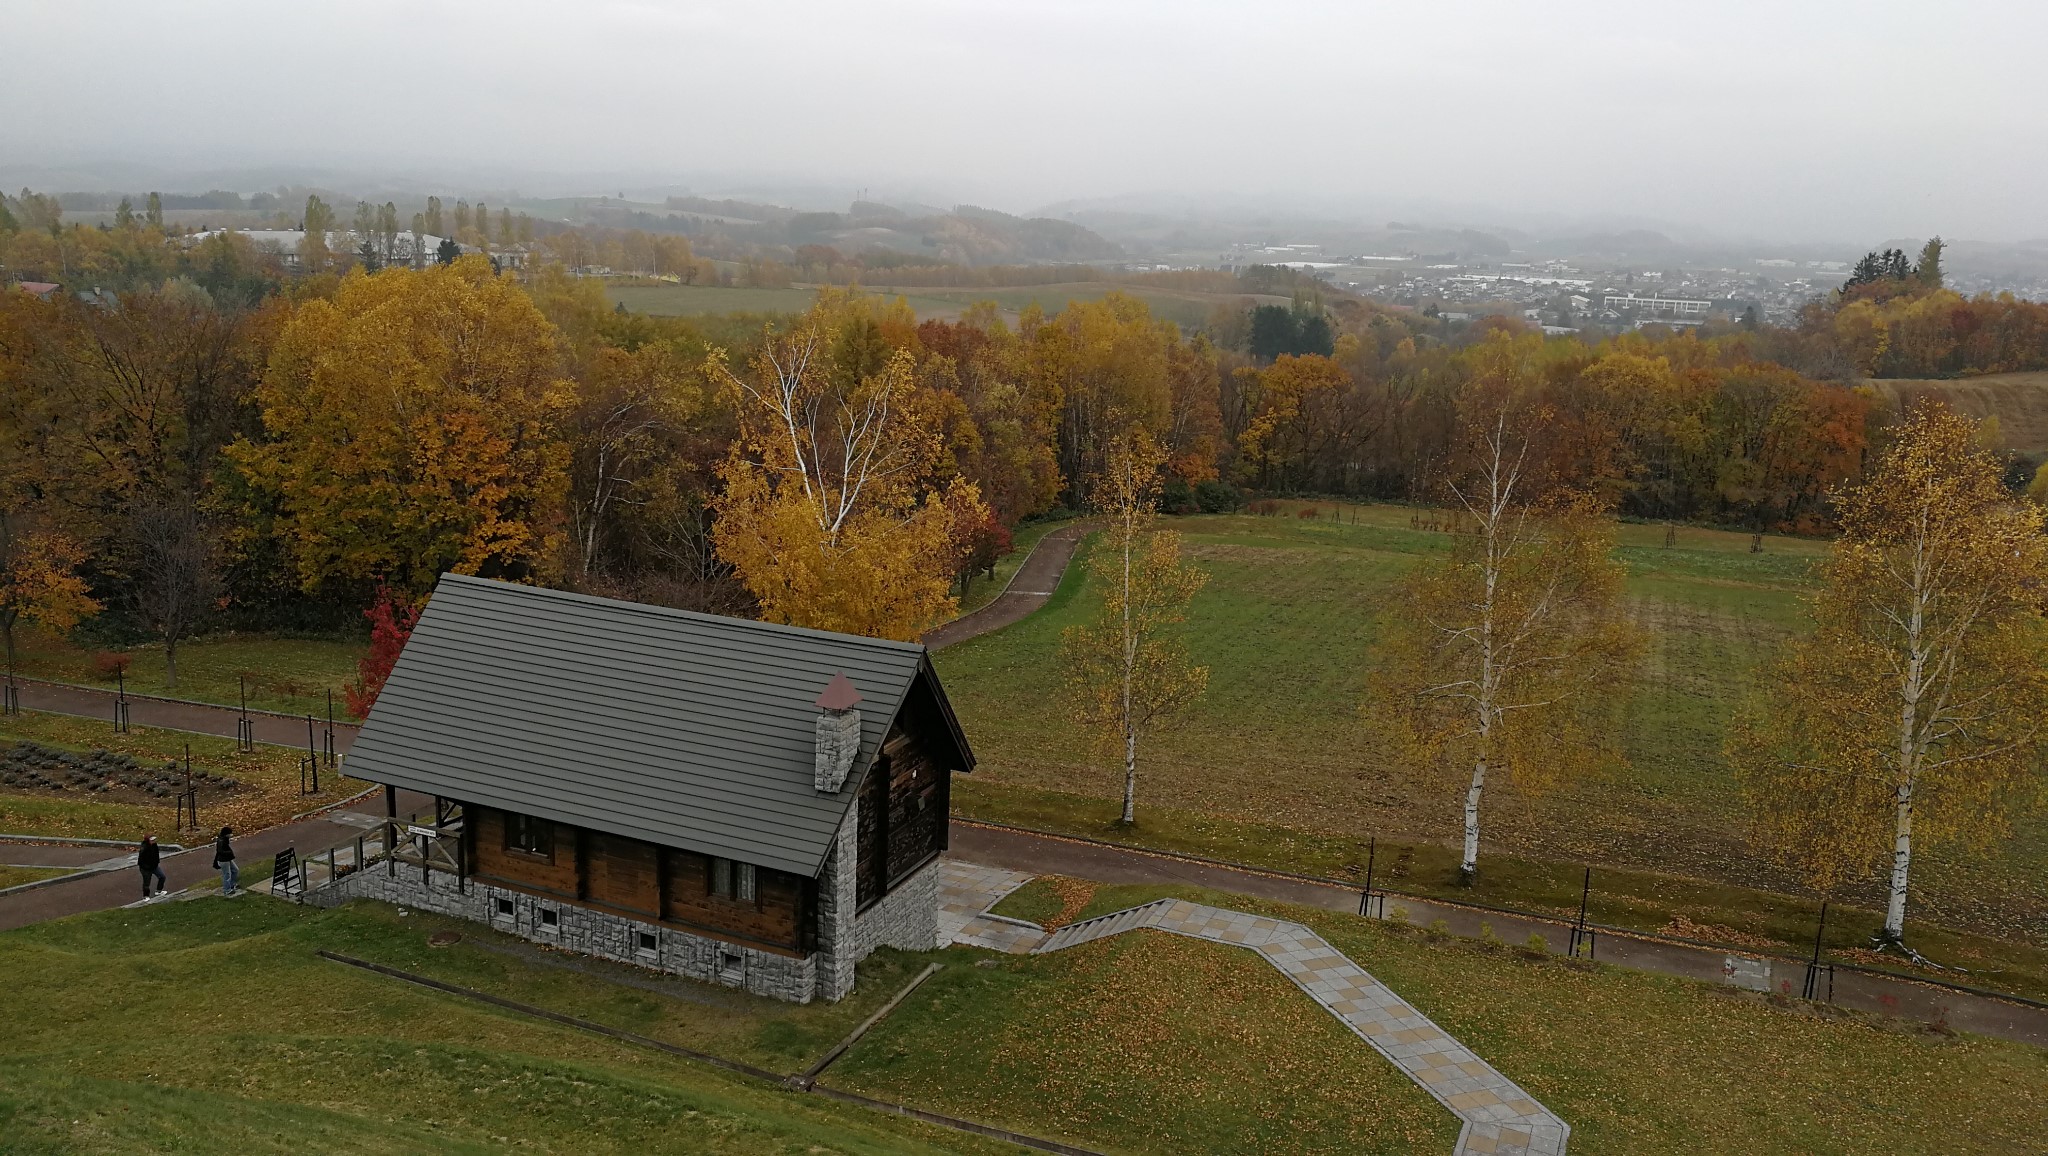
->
[0,788,432,932]
[934,861,1568,1156]
[923,524,1089,650]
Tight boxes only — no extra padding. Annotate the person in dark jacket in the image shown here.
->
[212,826,238,896]
[138,835,164,897]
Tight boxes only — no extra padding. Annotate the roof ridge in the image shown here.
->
[434,573,929,654]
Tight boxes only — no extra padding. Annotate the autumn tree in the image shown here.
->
[0,513,99,677]
[233,257,573,597]
[1730,403,2048,953]
[711,292,986,640]
[1369,350,1643,883]
[300,196,334,273]
[567,342,700,580]
[125,499,220,688]
[344,586,420,717]
[1059,427,1209,824]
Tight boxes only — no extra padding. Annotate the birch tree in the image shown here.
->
[1731,402,2048,955]
[711,292,988,641]
[1060,428,1209,824]
[567,343,698,580]
[1370,373,1642,884]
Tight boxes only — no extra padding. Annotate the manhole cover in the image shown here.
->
[428,929,461,948]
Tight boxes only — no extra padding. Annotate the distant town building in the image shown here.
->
[1603,294,1712,317]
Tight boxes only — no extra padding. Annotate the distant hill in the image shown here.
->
[561,195,1127,266]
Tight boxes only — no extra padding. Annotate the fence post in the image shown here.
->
[324,691,336,768]
[236,676,253,753]
[1569,867,1595,959]
[1802,901,1830,1001]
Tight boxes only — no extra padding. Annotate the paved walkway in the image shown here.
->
[934,861,1570,1156]
[9,677,360,753]
[924,524,1089,650]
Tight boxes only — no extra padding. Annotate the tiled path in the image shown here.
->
[935,861,1569,1156]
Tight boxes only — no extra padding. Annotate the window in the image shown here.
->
[719,951,744,978]
[637,931,658,954]
[538,907,559,931]
[505,812,553,859]
[707,857,756,903]
[494,897,514,918]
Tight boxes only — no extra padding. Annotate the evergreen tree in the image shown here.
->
[435,236,460,265]
[1917,236,1944,288]
[145,192,163,228]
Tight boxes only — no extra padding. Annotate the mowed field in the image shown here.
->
[1866,372,2048,455]
[933,504,2048,949]
[606,281,1288,329]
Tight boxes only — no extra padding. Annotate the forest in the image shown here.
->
[3,195,2046,674]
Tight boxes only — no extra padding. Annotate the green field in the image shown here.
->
[0,864,71,890]
[10,631,363,717]
[933,503,2048,966]
[11,885,2040,1154]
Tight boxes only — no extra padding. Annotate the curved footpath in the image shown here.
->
[5,526,2046,1057]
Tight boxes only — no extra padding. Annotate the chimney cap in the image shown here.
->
[815,673,862,711]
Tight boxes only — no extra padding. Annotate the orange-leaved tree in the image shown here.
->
[1730,402,2048,953]
[233,257,574,597]
[711,292,988,641]
[1059,426,1209,825]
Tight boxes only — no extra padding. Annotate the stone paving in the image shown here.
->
[935,859,1569,1156]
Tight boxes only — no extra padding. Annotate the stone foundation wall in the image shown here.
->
[854,857,941,957]
[308,865,817,1004]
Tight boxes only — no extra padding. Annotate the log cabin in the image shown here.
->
[325,573,973,1002]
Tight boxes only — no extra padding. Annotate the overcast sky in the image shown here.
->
[5,1,2044,243]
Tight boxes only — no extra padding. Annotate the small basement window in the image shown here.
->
[637,931,658,954]
[720,951,744,978]
[494,897,514,917]
[538,907,559,931]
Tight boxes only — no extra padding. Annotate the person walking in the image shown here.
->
[137,834,165,898]
[212,826,238,897]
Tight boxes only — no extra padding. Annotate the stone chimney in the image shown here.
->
[813,673,863,794]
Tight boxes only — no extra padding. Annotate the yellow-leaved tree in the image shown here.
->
[1369,353,1643,884]
[1730,402,2048,954]
[233,257,574,596]
[0,512,100,677]
[711,293,986,641]
[1059,427,1209,824]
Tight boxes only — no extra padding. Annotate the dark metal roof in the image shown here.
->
[342,573,973,877]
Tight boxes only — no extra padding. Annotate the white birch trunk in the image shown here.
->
[1462,757,1486,879]
[1118,484,1138,825]
[1885,775,1914,941]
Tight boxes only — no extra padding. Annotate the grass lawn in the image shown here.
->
[950,517,1075,617]
[0,863,71,890]
[0,711,366,841]
[0,898,1015,1156]
[11,630,363,717]
[933,502,2048,980]
[8,890,2041,1154]
[897,881,2048,1155]
[605,283,974,321]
